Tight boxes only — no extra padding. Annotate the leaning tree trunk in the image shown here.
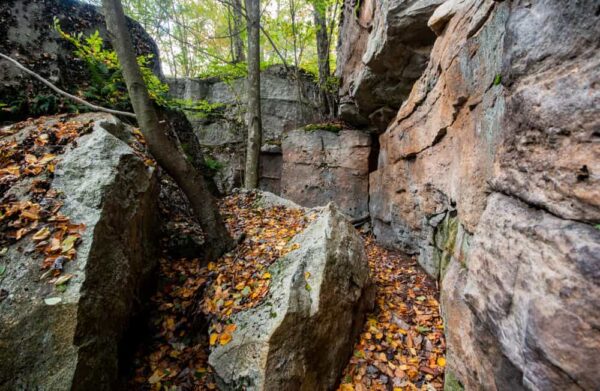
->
[244,0,262,189]
[232,0,246,63]
[101,0,233,260]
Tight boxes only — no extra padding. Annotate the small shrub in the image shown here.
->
[204,156,224,171]
[304,123,343,133]
[53,18,170,109]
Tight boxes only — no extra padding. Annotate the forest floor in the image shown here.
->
[128,191,446,391]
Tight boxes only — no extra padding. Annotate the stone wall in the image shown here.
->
[281,128,372,220]
[167,66,323,193]
[337,0,600,388]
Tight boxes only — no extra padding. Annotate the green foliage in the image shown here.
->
[31,95,58,115]
[197,62,248,81]
[172,98,225,120]
[493,74,502,86]
[304,122,342,133]
[204,156,224,171]
[53,18,170,109]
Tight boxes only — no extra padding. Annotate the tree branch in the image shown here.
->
[0,52,136,118]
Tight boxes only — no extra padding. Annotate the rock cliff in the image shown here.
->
[337,0,600,389]
[0,0,161,123]
[167,66,323,193]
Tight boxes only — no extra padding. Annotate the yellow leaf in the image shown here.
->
[209,333,218,346]
[33,227,51,241]
[437,357,446,367]
[207,262,217,271]
[148,369,165,384]
[263,272,271,279]
[61,235,78,253]
[340,384,354,391]
[219,332,232,345]
[38,153,56,165]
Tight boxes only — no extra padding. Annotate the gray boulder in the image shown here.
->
[0,113,159,390]
[209,203,375,391]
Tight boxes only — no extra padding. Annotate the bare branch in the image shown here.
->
[0,52,136,118]
[259,25,291,71]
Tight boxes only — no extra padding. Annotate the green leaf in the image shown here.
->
[0,264,6,276]
[493,74,502,86]
[241,286,251,297]
[416,325,431,334]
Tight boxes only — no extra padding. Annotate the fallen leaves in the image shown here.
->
[129,191,313,390]
[200,191,312,346]
[0,116,90,282]
[337,236,446,391]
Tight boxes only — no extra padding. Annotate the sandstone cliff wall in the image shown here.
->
[337,0,600,389]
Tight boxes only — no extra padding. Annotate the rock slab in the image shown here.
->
[281,128,372,220]
[0,114,159,390]
[209,203,375,391]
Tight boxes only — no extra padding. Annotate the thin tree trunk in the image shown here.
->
[244,0,262,189]
[232,0,246,63]
[313,2,332,116]
[101,0,233,260]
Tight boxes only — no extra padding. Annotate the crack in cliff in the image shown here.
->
[490,186,596,227]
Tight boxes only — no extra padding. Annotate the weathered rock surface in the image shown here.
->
[335,0,443,129]
[281,128,372,220]
[167,66,323,193]
[335,0,600,388]
[0,0,161,123]
[209,203,375,391]
[446,193,600,390]
[0,113,159,390]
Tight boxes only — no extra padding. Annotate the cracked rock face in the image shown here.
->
[167,66,323,194]
[347,0,600,388]
[335,0,444,129]
[281,129,372,220]
[0,114,159,390]
[209,203,375,391]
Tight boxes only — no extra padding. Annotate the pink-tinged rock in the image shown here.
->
[452,193,600,390]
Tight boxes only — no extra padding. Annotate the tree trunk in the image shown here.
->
[101,0,233,260]
[313,2,332,116]
[244,0,262,189]
[232,0,246,63]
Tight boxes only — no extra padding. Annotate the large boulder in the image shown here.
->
[281,128,372,220]
[0,0,162,123]
[0,113,159,390]
[167,65,324,193]
[209,203,375,391]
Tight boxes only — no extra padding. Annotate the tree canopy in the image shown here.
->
[85,0,340,79]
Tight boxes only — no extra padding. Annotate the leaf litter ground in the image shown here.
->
[130,191,445,390]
